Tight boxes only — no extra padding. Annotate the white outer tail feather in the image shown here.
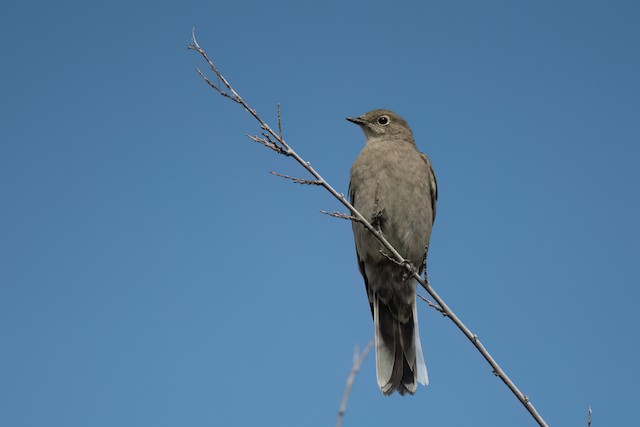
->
[413,296,429,386]
[374,293,428,395]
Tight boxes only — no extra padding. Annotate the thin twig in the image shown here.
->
[190,31,549,427]
[379,250,410,269]
[320,210,356,220]
[195,67,240,103]
[336,340,374,427]
[247,134,289,156]
[379,250,415,281]
[270,171,322,185]
[418,293,446,315]
[277,103,283,138]
[320,210,361,222]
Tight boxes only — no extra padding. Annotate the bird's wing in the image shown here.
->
[349,179,375,316]
[420,152,438,223]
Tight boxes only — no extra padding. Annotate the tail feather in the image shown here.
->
[374,293,428,396]
[412,296,429,386]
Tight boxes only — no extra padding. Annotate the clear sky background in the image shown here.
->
[1,1,639,426]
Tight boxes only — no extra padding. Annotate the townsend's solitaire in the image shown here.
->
[347,109,437,396]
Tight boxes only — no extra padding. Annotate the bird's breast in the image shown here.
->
[350,141,433,266]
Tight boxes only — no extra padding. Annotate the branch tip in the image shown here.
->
[336,339,374,427]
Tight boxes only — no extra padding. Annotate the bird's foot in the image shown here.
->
[401,262,416,281]
[371,208,385,233]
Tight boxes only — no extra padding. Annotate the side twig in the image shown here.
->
[418,293,446,315]
[320,210,361,223]
[189,31,549,427]
[336,340,374,427]
[277,103,283,138]
[270,171,322,185]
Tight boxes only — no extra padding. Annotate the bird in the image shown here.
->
[347,109,437,395]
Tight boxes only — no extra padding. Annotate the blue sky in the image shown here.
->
[1,1,639,426]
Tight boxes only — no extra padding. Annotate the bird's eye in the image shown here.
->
[377,116,390,125]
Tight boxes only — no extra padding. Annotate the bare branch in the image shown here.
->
[194,67,240,103]
[379,250,417,281]
[377,251,411,281]
[379,250,410,269]
[190,31,549,427]
[270,171,322,185]
[320,210,361,223]
[336,340,374,427]
[418,293,446,315]
[246,134,289,156]
[189,30,241,104]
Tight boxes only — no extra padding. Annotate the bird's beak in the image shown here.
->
[346,116,366,125]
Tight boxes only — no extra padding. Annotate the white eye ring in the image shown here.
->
[377,115,390,125]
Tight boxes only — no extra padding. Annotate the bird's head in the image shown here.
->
[346,109,413,141]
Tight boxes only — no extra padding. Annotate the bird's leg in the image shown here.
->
[421,245,429,276]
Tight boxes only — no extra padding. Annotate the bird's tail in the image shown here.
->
[373,293,428,395]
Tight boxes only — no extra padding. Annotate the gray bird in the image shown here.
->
[347,109,437,396]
